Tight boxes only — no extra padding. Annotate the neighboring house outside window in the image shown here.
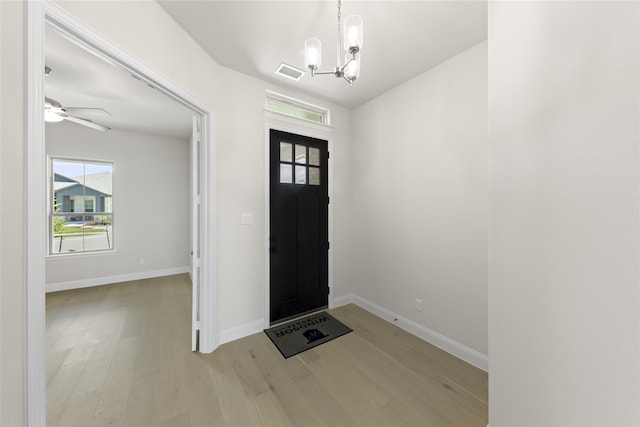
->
[49,158,114,255]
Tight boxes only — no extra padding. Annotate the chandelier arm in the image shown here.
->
[340,55,354,73]
[313,70,339,75]
[342,75,353,86]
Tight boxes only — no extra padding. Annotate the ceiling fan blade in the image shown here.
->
[64,107,111,117]
[45,97,62,109]
[63,115,111,132]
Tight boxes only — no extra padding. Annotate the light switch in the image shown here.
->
[241,213,253,225]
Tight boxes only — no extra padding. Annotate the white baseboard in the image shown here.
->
[218,319,264,346]
[332,294,353,308]
[333,293,488,372]
[45,266,191,293]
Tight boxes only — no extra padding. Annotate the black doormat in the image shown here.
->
[264,311,352,358]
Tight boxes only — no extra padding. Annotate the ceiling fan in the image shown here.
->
[44,97,112,132]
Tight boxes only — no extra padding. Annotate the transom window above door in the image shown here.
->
[265,91,330,125]
[279,142,321,186]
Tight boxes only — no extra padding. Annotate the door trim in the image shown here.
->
[26,2,217,424]
[263,110,334,330]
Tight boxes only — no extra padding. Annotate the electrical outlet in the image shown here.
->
[415,298,422,312]
[139,257,145,265]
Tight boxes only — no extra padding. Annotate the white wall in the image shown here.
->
[45,123,190,288]
[0,2,26,425]
[348,42,488,357]
[489,2,640,426]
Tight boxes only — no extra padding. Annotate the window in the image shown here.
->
[265,91,330,125]
[49,158,114,255]
[279,142,321,186]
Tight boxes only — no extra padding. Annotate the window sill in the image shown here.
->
[46,249,117,260]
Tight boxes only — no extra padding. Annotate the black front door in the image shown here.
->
[269,129,329,324]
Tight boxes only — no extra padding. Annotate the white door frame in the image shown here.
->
[25,2,217,424]
[191,115,203,351]
[263,110,334,328]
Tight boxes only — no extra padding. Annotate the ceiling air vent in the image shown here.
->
[275,63,305,81]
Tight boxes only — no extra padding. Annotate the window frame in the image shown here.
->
[265,90,330,126]
[48,156,115,257]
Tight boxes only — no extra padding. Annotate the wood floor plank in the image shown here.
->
[212,369,260,426]
[46,348,71,387]
[249,390,294,427]
[90,375,131,426]
[249,340,322,426]
[56,388,102,427]
[156,411,192,427]
[122,373,158,427]
[102,335,139,387]
[293,374,358,427]
[154,348,189,424]
[47,274,488,426]
[180,373,224,426]
[301,342,392,425]
[71,352,112,396]
[46,359,88,426]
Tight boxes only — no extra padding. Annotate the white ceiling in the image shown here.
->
[45,26,194,140]
[44,1,487,139]
[158,0,488,108]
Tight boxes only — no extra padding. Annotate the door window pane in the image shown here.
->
[309,167,320,185]
[295,145,306,164]
[280,164,292,183]
[295,165,306,184]
[280,142,292,162]
[309,147,320,166]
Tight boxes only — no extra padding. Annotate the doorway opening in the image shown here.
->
[26,3,216,424]
[269,129,329,324]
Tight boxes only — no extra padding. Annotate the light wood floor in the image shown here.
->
[46,274,488,426]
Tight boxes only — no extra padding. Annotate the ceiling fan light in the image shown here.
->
[344,53,360,80]
[44,111,64,123]
[305,38,322,69]
[343,15,363,51]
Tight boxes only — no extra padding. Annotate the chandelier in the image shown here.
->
[304,0,363,86]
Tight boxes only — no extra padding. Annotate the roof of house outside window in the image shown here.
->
[54,172,112,196]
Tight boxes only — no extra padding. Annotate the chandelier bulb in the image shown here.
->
[344,53,360,80]
[305,38,322,70]
[343,15,363,51]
